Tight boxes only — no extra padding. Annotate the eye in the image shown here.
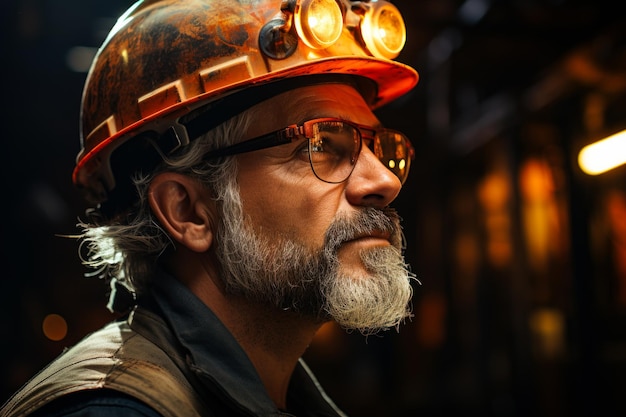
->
[308,132,346,163]
[295,137,313,161]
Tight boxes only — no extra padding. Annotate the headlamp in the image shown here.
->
[293,0,343,49]
[359,1,407,59]
[262,0,407,60]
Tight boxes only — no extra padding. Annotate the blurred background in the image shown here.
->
[2,0,625,416]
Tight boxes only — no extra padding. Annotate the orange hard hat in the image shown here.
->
[74,0,419,211]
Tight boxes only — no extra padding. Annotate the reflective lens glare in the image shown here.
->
[372,131,412,184]
[302,119,413,184]
[360,2,406,59]
[294,0,343,49]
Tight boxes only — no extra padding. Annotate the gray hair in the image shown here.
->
[77,111,253,301]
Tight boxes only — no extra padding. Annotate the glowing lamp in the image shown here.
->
[360,2,406,59]
[294,0,343,49]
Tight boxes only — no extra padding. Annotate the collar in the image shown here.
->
[132,270,346,417]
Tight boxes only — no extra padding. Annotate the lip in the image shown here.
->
[343,231,392,246]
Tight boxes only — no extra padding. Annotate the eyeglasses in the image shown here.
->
[205,117,414,184]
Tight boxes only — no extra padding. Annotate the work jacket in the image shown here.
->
[0,272,347,417]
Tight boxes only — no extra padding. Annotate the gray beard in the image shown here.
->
[215,197,414,335]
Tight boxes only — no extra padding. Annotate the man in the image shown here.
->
[1,0,419,415]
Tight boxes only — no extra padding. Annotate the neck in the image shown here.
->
[176,254,322,410]
[225,299,321,409]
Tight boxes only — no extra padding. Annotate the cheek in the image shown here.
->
[236,150,346,247]
[239,178,341,248]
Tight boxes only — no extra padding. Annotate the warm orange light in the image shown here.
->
[519,158,561,272]
[293,0,342,49]
[42,313,68,342]
[360,1,406,59]
[416,293,447,349]
[478,171,512,267]
[529,308,565,358]
[579,129,626,175]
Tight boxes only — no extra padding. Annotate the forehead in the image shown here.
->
[245,83,378,136]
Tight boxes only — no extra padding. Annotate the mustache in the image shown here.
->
[324,207,403,251]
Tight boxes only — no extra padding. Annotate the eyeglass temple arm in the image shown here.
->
[204,125,303,158]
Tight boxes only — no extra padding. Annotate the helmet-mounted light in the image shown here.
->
[262,0,407,60]
[293,0,343,49]
[358,1,406,59]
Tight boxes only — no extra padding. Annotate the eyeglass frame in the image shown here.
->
[204,117,414,184]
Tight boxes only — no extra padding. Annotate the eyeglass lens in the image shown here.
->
[373,130,412,184]
[306,120,411,184]
[308,121,361,183]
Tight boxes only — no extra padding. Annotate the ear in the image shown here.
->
[148,172,216,253]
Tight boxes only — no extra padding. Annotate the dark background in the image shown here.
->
[2,1,626,416]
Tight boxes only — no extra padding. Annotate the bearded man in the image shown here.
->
[1,0,419,416]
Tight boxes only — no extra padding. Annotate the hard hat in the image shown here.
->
[74,0,419,213]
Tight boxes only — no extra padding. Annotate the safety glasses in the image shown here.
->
[205,118,414,184]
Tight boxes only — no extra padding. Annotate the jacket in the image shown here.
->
[0,272,347,417]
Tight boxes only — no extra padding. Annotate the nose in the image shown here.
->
[345,145,402,208]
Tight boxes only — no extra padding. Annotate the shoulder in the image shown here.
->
[30,389,162,417]
[2,318,195,417]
